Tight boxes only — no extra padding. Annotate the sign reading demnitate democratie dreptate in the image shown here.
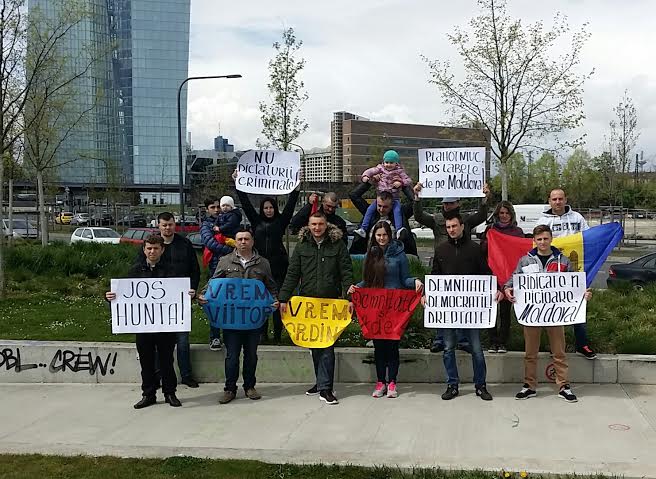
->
[110,278,192,334]
[417,147,486,198]
[236,150,300,195]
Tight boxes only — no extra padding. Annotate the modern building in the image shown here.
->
[28,0,190,203]
[331,112,491,182]
[214,135,234,153]
[301,149,333,182]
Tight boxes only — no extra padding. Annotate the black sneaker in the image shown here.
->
[133,396,156,409]
[441,384,459,400]
[305,385,319,396]
[430,342,445,353]
[576,346,597,360]
[181,377,199,388]
[319,390,339,405]
[164,393,182,407]
[558,385,578,403]
[476,386,493,401]
[487,344,498,353]
[515,383,537,400]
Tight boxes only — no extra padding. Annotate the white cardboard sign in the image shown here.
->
[236,150,300,195]
[513,272,587,326]
[418,147,486,198]
[110,278,192,333]
[424,275,497,329]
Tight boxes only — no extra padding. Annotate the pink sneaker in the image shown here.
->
[372,381,386,398]
[387,381,398,398]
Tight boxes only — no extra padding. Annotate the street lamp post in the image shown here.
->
[177,74,242,222]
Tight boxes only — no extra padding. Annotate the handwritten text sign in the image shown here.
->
[236,150,300,195]
[110,278,191,334]
[202,278,275,330]
[418,147,486,198]
[424,275,497,329]
[513,272,587,326]
[282,296,352,348]
[352,288,421,340]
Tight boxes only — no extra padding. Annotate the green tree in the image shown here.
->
[610,90,639,180]
[531,152,561,201]
[561,148,599,208]
[259,28,309,151]
[591,150,621,206]
[422,0,592,200]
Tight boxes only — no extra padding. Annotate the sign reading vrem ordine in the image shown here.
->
[417,147,486,198]
[236,150,300,195]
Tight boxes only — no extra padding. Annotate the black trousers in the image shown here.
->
[136,332,177,397]
[373,339,400,383]
[488,299,512,346]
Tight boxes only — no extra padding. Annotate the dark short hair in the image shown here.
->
[234,227,254,238]
[377,191,393,202]
[144,234,165,246]
[309,212,327,221]
[533,224,552,237]
[157,212,175,222]
[444,212,463,225]
[204,196,219,208]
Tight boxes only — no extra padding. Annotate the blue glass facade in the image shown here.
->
[29,0,190,189]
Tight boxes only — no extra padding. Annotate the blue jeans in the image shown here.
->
[573,323,589,349]
[311,347,335,391]
[433,329,469,347]
[223,329,259,392]
[443,329,486,387]
[210,326,221,341]
[361,198,403,232]
[176,332,192,380]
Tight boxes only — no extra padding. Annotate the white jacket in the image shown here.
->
[535,206,589,238]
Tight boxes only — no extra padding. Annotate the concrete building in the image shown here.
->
[301,149,333,182]
[331,112,491,182]
[28,0,190,203]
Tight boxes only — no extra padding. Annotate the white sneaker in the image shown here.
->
[354,227,366,237]
[372,382,387,398]
[365,340,374,347]
[396,227,406,239]
[209,338,222,351]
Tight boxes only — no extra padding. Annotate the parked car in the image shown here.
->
[70,213,89,226]
[2,218,38,239]
[186,232,204,251]
[411,226,434,239]
[54,211,74,225]
[117,214,147,227]
[91,213,114,226]
[71,227,121,244]
[120,227,159,245]
[607,252,656,290]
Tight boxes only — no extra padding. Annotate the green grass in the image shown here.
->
[1,243,655,354]
[0,454,613,479]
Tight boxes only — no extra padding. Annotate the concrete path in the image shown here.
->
[1,383,655,477]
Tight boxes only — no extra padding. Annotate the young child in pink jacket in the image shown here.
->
[354,150,414,238]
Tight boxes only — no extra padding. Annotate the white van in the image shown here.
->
[475,204,549,237]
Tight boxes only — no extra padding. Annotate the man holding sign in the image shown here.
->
[429,214,501,401]
[199,228,279,404]
[279,212,354,405]
[106,235,196,409]
[504,225,592,403]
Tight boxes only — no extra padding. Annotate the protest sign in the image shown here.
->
[282,296,352,348]
[513,272,587,326]
[417,147,486,198]
[423,275,497,329]
[110,278,191,334]
[202,278,275,330]
[352,288,421,340]
[236,150,300,195]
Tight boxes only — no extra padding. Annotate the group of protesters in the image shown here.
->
[106,149,596,409]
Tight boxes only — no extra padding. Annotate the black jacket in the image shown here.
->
[430,233,489,276]
[289,201,348,244]
[348,181,418,256]
[236,189,299,282]
[128,257,172,278]
[136,234,200,289]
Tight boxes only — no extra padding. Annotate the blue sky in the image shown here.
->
[186,0,656,167]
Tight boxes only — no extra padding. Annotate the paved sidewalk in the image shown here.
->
[1,383,655,477]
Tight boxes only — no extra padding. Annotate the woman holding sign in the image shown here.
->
[348,221,423,398]
[234,170,300,344]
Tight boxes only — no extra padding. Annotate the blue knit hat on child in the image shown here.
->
[383,150,400,163]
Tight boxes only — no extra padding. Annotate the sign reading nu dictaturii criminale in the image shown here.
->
[235,150,300,195]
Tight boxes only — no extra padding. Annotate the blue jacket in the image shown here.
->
[216,208,242,237]
[200,214,233,274]
[357,240,416,290]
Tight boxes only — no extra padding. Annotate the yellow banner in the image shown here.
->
[282,296,352,348]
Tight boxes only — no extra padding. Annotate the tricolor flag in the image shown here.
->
[488,222,624,287]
